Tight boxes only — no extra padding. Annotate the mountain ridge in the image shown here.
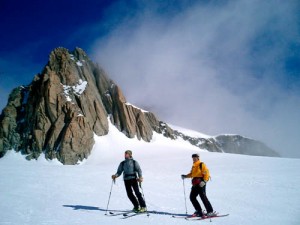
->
[0,47,279,164]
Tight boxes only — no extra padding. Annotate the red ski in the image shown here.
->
[185,213,229,220]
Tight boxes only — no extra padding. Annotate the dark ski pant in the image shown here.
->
[124,179,146,208]
[190,184,213,215]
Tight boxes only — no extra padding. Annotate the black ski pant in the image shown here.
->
[124,179,146,208]
[190,184,213,215]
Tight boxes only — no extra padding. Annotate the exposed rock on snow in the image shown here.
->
[0,47,279,164]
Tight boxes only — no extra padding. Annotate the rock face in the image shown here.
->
[0,47,279,164]
[0,47,171,164]
[0,48,108,164]
[173,130,279,157]
[214,135,279,157]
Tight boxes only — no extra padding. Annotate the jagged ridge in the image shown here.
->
[0,47,279,164]
[0,47,174,164]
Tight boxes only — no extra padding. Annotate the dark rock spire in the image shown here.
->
[0,47,279,164]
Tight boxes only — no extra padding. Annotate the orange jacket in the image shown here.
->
[186,160,210,182]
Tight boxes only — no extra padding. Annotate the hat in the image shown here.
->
[192,153,199,158]
[125,150,132,157]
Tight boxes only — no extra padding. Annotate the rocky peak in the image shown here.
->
[0,47,168,164]
[214,135,279,157]
[0,47,279,164]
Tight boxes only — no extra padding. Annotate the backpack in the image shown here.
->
[121,159,137,178]
[121,159,137,170]
[200,162,203,170]
[200,162,211,181]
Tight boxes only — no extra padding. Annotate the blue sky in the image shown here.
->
[1,0,300,158]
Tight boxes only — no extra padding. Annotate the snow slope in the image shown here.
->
[1,123,300,225]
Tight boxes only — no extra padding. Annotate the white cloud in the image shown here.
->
[91,0,300,157]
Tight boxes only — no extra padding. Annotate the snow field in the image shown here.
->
[1,125,300,225]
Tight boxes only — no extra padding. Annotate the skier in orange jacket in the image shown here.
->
[181,153,215,218]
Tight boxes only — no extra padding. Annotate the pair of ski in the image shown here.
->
[173,213,229,221]
[108,210,228,220]
[107,211,149,219]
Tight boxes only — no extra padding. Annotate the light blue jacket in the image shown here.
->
[115,158,142,180]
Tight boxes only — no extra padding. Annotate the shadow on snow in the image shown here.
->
[63,205,188,217]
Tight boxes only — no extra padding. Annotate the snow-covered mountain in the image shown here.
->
[0,47,279,164]
[1,125,299,225]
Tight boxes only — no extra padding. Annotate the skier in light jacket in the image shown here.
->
[112,150,147,213]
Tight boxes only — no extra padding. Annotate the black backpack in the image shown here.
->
[200,162,203,170]
[122,159,137,178]
[200,162,211,181]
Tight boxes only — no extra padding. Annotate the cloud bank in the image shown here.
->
[90,0,300,157]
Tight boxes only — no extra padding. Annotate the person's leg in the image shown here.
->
[190,186,203,215]
[131,180,146,208]
[124,180,139,208]
[199,185,213,213]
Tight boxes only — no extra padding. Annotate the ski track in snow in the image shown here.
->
[1,125,300,225]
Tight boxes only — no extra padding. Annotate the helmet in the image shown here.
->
[192,153,199,158]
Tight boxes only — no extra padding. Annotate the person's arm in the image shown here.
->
[112,162,123,179]
[135,161,143,182]
[181,168,192,179]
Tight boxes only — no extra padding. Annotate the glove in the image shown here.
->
[199,181,206,187]
[112,175,117,180]
[181,174,187,179]
[137,177,143,183]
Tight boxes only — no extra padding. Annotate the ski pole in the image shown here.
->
[139,182,149,216]
[105,179,114,215]
[182,178,188,215]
